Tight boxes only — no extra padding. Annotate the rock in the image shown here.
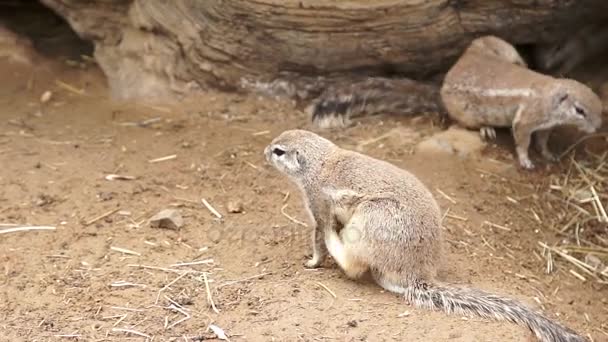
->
[40,91,53,104]
[415,126,485,158]
[226,200,244,213]
[572,188,592,202]
[584,254,604,271]
[149,209,184,230]
[34,193,55,207]
[97,191,115,202]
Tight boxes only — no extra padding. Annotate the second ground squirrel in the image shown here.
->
[441,35,603,169]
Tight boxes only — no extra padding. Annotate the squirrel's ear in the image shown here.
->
[295,150,305,168]
[553,88,569,106]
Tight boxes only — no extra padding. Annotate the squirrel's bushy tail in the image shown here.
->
[405,283,586,342]
[307,77,443,129]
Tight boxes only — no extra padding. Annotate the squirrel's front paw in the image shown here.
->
[304,258,322,269]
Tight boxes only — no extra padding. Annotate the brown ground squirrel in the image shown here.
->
[265,129,587,342]
[441,35,603,169]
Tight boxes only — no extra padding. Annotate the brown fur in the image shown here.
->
[441,35,603,169]
[265,129,587,342]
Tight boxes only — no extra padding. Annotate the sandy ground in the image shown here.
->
[1,19,607,342]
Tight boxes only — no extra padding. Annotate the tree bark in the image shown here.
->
[40,0,608,100]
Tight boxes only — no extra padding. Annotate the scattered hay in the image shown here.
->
[539,150,608,284]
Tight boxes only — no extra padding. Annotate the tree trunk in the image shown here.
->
[40,0,608,101]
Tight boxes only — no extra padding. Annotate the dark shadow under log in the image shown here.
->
[38,0,608,100]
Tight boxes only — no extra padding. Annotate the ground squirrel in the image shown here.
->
[441,35,603,170]
[265,129,587,342]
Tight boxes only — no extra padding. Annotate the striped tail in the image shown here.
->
[308,77,443,129]
[406,283,587,342]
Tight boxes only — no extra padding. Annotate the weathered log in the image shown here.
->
[39,0,608,100]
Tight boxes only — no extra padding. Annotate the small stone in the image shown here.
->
[176,294,193,306]
[584,254,603,271]
[571,188,592,202]
[34,193,55,207]
[346,320,358,328]
[149,209,184,230]
[227,200,243,213]
[40,90,53,103]
[97,191,114,201]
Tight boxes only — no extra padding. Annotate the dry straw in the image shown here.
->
[539,149,608,284]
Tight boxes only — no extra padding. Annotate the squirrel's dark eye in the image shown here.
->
[574,106,586,117]
[272,147,285,156]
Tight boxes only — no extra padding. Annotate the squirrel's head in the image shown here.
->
[264,129,336,180]
[551,79,603,134]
